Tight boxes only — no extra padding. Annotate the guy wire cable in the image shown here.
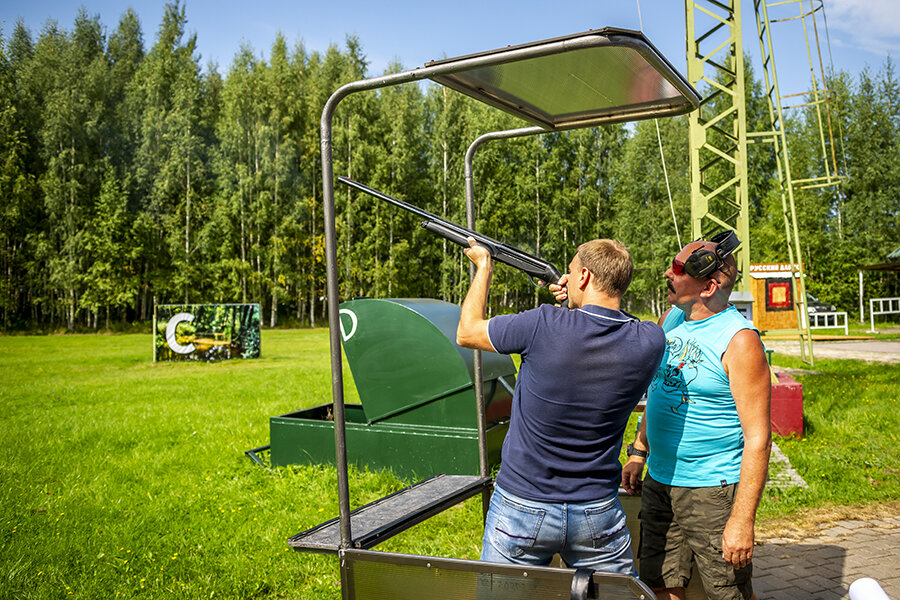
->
[820,0,849,177]
[635,0,681,247]
[656,118,682,248]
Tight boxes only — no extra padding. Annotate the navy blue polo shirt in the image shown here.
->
[487,304,665,502]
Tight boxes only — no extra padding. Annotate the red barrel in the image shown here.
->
[771,372,803,437]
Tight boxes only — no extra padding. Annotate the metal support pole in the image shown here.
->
[859,270,864,324]
[464,126,544,520]
[317,40,603,549]
[321,70,437,549]
[321,91,353,549]
[869,299,876,334]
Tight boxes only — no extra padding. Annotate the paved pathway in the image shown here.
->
[767,442,809,490]
[754,515,900,599]
[697,337,900,598]
[764,339,900,363]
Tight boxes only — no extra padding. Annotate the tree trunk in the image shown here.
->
[441,138,449,301]
[345,113,353,284]
[140,262,149,321]
[388,213,393,297]
[269,282,276,327]
[254,131,262,310]
[310,178,317,328]
[68,288,75,331]
[184,147,191,305]
[534,156,541,309]
[374,206,380,295]
[68,139,76,332]
[4,238,10,329]
[271,136,280,328]
[240,174,247,303]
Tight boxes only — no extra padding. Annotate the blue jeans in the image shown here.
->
[480,483,636,576]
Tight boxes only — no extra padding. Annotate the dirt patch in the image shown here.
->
[757,500,900,541]
[771,365,822,377]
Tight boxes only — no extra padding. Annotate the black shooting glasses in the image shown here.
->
[674,230,741,279]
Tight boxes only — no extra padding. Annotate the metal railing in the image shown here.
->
[869,297,900,333]
[808,311,848,335]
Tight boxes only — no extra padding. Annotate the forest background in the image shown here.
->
[1,2,898,332]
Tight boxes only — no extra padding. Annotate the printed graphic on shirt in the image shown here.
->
[650,336,703,414]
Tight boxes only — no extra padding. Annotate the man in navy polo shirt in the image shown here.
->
[456,237,665,574]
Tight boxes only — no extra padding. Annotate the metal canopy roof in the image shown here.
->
[428,28,700,130]
[317,27,699,551]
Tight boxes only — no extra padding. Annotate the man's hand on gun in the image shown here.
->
[549,274,568,304]
[464,238,567,307]
[463,237,493,269]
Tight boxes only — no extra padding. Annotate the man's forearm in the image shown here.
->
[720,433,770,568]
[730,435,771,524]
[456,259,494,350]
[633,413,649,452]
[621,413,649,495]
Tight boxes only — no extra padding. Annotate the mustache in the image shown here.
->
[666,280,675,292]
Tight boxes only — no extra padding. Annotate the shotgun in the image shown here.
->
[339,176,562,287]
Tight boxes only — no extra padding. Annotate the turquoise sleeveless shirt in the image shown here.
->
[645,304,756,487]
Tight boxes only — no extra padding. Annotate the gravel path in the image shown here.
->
[763,339,900,363]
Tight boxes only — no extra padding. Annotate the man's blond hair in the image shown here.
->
[577,239,633,297]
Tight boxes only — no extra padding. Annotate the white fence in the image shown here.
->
[808,311,848,335]
[869,297,900,333]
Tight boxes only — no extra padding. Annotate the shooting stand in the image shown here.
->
[293,27,699,598]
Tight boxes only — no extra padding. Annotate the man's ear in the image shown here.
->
[578,266,591,290]
[699,277,719,299]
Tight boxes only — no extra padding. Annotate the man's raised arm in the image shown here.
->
[456,238,496,352]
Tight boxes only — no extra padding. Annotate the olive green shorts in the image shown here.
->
[638,475,753,600]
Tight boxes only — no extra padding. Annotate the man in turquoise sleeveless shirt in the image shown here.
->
[622,233,772,600]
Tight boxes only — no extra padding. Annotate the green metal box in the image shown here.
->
[270,298,515,479]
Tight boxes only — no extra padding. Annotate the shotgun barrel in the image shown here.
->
[338,176,562,287]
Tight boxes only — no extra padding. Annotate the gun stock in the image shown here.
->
[339,177,562,287]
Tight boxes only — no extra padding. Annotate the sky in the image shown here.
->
[2,0,899,102]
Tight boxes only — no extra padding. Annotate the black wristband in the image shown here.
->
[626,443,648,458]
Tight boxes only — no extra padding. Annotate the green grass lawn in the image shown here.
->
[0,330,486,599]
[759,354,900,517]
[1,330,898,599]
